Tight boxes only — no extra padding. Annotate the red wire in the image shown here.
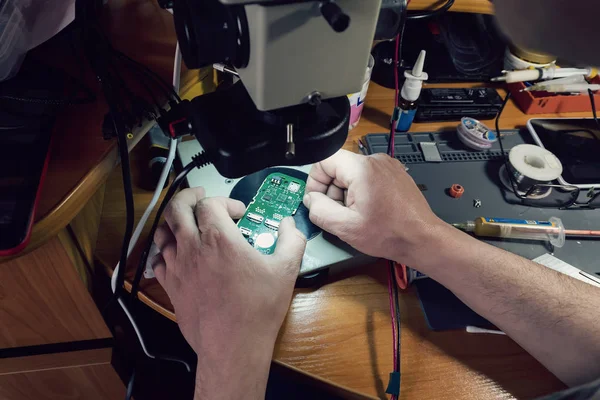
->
[387,35,403,400]
[394,263,409,290]
[389,13,407,398]
[387,265,398,377]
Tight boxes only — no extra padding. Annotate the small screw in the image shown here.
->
[473,199,482,208]
[225,179,234,184]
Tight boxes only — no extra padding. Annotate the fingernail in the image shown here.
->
[303,194,311,208]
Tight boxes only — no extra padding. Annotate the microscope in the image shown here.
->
[165,0,388,178]
[158,0,408,276]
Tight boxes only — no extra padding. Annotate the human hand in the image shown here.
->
[150,187,306,399]
[303,150,444,266]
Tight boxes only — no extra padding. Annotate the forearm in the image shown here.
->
[412,222,600,387]
[194,334,275,400]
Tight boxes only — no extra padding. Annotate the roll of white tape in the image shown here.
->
[509,144,563,182]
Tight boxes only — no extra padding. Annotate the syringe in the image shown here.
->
[452,217,600,248]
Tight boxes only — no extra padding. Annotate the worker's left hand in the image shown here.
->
[150,187,306,398]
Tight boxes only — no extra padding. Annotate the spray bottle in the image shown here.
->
[396,50,428,132]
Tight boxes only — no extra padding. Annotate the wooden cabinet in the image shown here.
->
[0,350,124,400]
[0,239,110,348]
[0,235,124,398]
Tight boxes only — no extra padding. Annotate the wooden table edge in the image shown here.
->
[0,120,155,263]
[271,360,380,400]
[106,259,381,400]
[408,0,493,14]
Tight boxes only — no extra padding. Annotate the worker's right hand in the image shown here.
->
[303,150,445,266]
[150,188,306,399]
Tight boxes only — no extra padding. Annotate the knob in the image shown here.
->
[320,1,350,33]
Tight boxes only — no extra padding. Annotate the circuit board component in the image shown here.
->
[237,173,306,254]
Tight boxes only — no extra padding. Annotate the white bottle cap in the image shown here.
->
[401,50,429,102]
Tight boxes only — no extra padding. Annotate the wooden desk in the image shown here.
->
[95,82,594,399]
[1,1,495,398]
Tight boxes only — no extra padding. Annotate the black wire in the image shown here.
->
[96,25,177,105]
[117,52,167,111]
[406,0,454,20]
[79,17,175,111]
[496,92,512,163]
[115,49,182,103]
[112,113,136,302]
[111,128,196,376]
[386,0,408,157]
[79,14,136,305]
[588,89,600,132]
[0,94,95,106]
[130,159,206,302]
[76,0,193,374]
[107,56,138,105]
[83,19,135,304]
[125,368,135,400]
[123,157,209,373]
[0,63,96,106]
[396,0,408,67]
[495,92,525,198]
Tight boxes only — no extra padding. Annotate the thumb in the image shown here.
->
[303,192,359,235]
[273,217,307,275]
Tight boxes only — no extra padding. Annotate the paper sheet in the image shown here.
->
[533,254,600,288]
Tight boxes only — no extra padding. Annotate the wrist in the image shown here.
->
[393,219,462,271]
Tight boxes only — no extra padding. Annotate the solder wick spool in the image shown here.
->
[499,144,563,199]
[457,117,497,150]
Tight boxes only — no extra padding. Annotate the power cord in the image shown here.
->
[115,49,182,103]
[406,0,454,20]
[74,0,195,376]
[108,153,209,378]
[108,41,183,308]
[105,43,194,374]
[129,153,211,303]
[113,113,136,302]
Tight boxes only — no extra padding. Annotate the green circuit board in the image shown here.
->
[237,173,306,254]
